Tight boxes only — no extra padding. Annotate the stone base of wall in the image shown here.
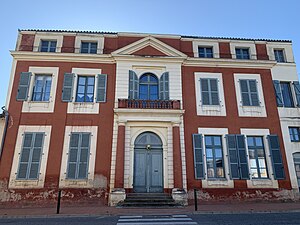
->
[188,188,300,202]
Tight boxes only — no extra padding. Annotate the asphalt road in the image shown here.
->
[0,212,300,225]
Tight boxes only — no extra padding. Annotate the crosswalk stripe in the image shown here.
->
[117,222,197,225]
[120,216,143,219]
[119,218,192,222]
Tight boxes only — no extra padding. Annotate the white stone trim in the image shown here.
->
[194,72,226,116]
[234,73,267,117]
[266,42,294,63]
[197,127,234,188]
[67,68,102,114]
[74,35,104,54]
[33,34,63,52]
[59,126,97,188]
[6,59,17,110]
[9,125,52,189]
[192,40,220,58]
[230,42,257,60]
[240,128,278,189]
[22,67,59,113]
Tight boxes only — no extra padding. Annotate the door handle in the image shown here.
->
[154,169,158,172]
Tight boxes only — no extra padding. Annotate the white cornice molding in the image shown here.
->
[184,57,277,69]
[112,36,187,57]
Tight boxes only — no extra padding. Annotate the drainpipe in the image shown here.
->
[0,106,9,159]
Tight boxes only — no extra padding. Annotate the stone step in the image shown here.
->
[118,201,180,207]
[124,198,175,203]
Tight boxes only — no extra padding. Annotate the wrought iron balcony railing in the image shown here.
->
[118,99,180,109]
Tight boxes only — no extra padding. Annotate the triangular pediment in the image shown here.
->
[112,36,187,57]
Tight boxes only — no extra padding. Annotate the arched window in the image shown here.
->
[139,73,159,100]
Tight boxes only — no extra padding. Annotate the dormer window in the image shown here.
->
[198,47,213,58]
[40,40,57,52]
[235,48,250,59]
[274,49,285,62]
[80,42,97,54]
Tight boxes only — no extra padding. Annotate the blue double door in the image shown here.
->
[133,132,163,193]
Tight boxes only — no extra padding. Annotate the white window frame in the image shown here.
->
[194,72,226,116]
[267,43,294,63]
[192,40,220,58]
[234,73,267,117]
[230,42,257,60]
[75,35,104,54]
[240,128,278,189]
[22,67,59,113]
[67,68,102,114]
[33,34,63,52]
[59,126,97,188]
[9,125,52,189]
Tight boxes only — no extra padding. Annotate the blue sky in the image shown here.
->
[0,0,299,108]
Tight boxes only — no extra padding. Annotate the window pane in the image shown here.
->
[214,136,221,146]
[205,136,212,146]
[215,148,222,158]
[255,137,263,147]
[206,148,213,158]
[281,83,294,107]
[78,77,86,85]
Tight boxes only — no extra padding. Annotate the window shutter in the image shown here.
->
[210,79,219,105]
[159,72,169,100]
[78,133,90,179]
[249,80,259,106]
[17,72,32,101]
[96,74,107,102]
[62,73,75,102]
[226,135,240,179]
[17,133,33,179]
[129,70,138,99]
[293,81,300,107]
[273,80,283,107]
[268,135,285,180]
[28,133,44,179]
[240,80,250,106]
[67,133,79,179]
[236,135,249,179]
[192,134,205,179]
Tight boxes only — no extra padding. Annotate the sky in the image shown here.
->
[0,0,299,108]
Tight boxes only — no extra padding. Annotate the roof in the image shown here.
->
[18,29,292,43]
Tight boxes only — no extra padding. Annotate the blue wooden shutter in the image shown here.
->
[62,73,75,102]
[129,70,138,99]
[210,78,219,105]
[248,80,259,106]
[17,72,32,101]
[96,74,107,102]
[192,134,205,179]
[236,135,249,179]
[200,78,210,105]
[293,81,300,107]
[268,135,285,180]
[226,135,240,179]
[67,133,80,179]
[273,80,283,107]
[17,132,44,179]
[240,80,250,106]
[159,72,169,100]
[29,133,44,179]
[78,133,91,179]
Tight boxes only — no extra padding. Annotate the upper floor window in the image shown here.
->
[40,40,57,52]
[76,76,95,102]
[239,79,259,106]
[67,132,91,179]
[198,47,213,58]
[247,136,268,179]
[289,127,300,142]
[32,75,52,102]
[80,42,97,54]
[200,78,219,105]
[236,48,250,59]
[139,73,159,100]
[17,132,45,180]
[205,135,225,178]
[274,49,285,63]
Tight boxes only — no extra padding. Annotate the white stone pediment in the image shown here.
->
[112,36,187,58]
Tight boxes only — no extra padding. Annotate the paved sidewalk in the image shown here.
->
[0,201,300,218]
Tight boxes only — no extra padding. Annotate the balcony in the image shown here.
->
[118,99,180,109]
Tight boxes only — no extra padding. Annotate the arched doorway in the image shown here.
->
[133,132,163,193]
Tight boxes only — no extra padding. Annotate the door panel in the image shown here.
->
[133,151,147,192]
[150,151,163,192]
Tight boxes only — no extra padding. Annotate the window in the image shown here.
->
[247,136,268,179]
[289,127,300,142]
[17,132,44,180]
[67,133,91,179]
[280,82,294,107]
[240,79,259,106]
[31,75,52,102]
[274,49,285,62]
[198,47,213,58]
[40,40,57,52]
[236,48,250,59]
[139,73,159,100]
[80,42,97,54]
[200,78,219,105]
[205,135,224,178]
[76,76,95,102]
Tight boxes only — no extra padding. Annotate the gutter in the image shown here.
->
[0,106,9,159]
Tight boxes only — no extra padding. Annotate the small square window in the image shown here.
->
[198,47,213,58]
[236,48,250,59]
[80,42,97,54]
[289,127,300,142]
[40,40,57,52]
[274,49,285,62]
